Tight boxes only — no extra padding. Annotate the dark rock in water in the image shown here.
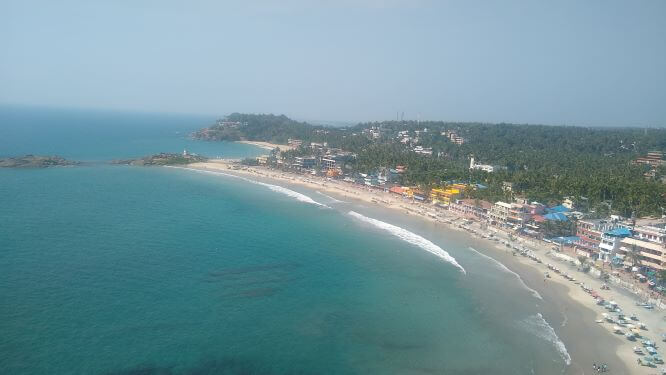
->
[0,155,80,168]
[111,152,208,166]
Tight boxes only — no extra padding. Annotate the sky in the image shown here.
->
[1,0,665,126]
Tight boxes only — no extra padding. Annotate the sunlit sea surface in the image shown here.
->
[0,106,568,374]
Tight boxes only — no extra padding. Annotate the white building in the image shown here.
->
[469,157,503,173]
[489,201,512,224]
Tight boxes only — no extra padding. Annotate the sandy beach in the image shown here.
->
[186,159,665,374]
[237,140,295,152]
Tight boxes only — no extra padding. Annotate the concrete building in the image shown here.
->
[450,199,493,220]
[507,203,531,227]
[288,138,303,148]
[634,151,664,167]
[618,237,665,271]
[469,156,504,173]
[430,187,460,206]
[489,201,512,225]
[598,227,632,262]
[320,157,336,170]
[293,157,315,169]
[575,219,620,259]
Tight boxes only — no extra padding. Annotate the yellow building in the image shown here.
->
[430,187,460,205]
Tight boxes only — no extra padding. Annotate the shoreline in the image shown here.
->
[184,160,664,374]
[237,140,294,152]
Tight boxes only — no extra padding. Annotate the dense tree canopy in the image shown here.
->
[193,114,666,217]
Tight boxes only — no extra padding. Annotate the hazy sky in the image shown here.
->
[1,0,665,126]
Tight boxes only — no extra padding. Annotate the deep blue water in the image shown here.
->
[0,107,569,374]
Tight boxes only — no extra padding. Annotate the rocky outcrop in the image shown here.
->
[111,153,207,166]
[0,155,80,168]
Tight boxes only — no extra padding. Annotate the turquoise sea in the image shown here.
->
[1,107,571,374]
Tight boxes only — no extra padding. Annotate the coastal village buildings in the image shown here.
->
[618,237,665,271]
[449,199,492,221]
[598,227,632,262]
[267,142,665,278]
[293,157,315,169]
[633,151,665,180]
[430,185,465,206]
[489,201,512,225]
[287,138,303,148]
[634,151,665,168]
[469,156,504,173]
[575,219,615,258]
[442,130,466,145]
[615,221,666,271]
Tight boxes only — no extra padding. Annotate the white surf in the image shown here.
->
[170,167,328,208]
[520,313,572,366]
[348,211,466,274]
[468,247,542,300]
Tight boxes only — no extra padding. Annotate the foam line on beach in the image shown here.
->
[348,211,466,274]
[316,191,345,203]
[468,247,542,300]
[520,313,572,366]
[169,166,329,208]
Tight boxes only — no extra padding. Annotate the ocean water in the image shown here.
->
[0,106,257,161]
[1,107,569,374]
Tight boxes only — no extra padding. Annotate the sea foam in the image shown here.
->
[348,211,466,274]
[520,313,572,366]
[170,167,328,208]
[316,191,345,203]
[468,247,542,300]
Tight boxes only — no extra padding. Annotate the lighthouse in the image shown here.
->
[183,149,188,157]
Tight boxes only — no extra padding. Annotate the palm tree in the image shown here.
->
[628,243,642,268]
[657,270,666,287]
[578,256,590,272]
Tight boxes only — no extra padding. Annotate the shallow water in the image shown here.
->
[0,107,570,374]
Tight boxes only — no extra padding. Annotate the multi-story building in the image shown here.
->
[309,142,328,151]
[618,237,665,271]
[575,219,620,258]
[489,201,512,225]
[288,138,303,148]
[634,151,664,167]
[506,203,531,227]
[450,199,493,221]
[469,157,505,173]
[442,130,466,145]
[293,157,316,169]
[598,227,632,262]
[430,187,460,206]
[320,157,336,170]
[632,223,666,245]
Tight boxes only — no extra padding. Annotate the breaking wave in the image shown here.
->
[256,181,328,207]
[169,167,328,208]
[316,191,345,203]
[468,247,542,300]
[348,211,465,274]
[520,313,571,366]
